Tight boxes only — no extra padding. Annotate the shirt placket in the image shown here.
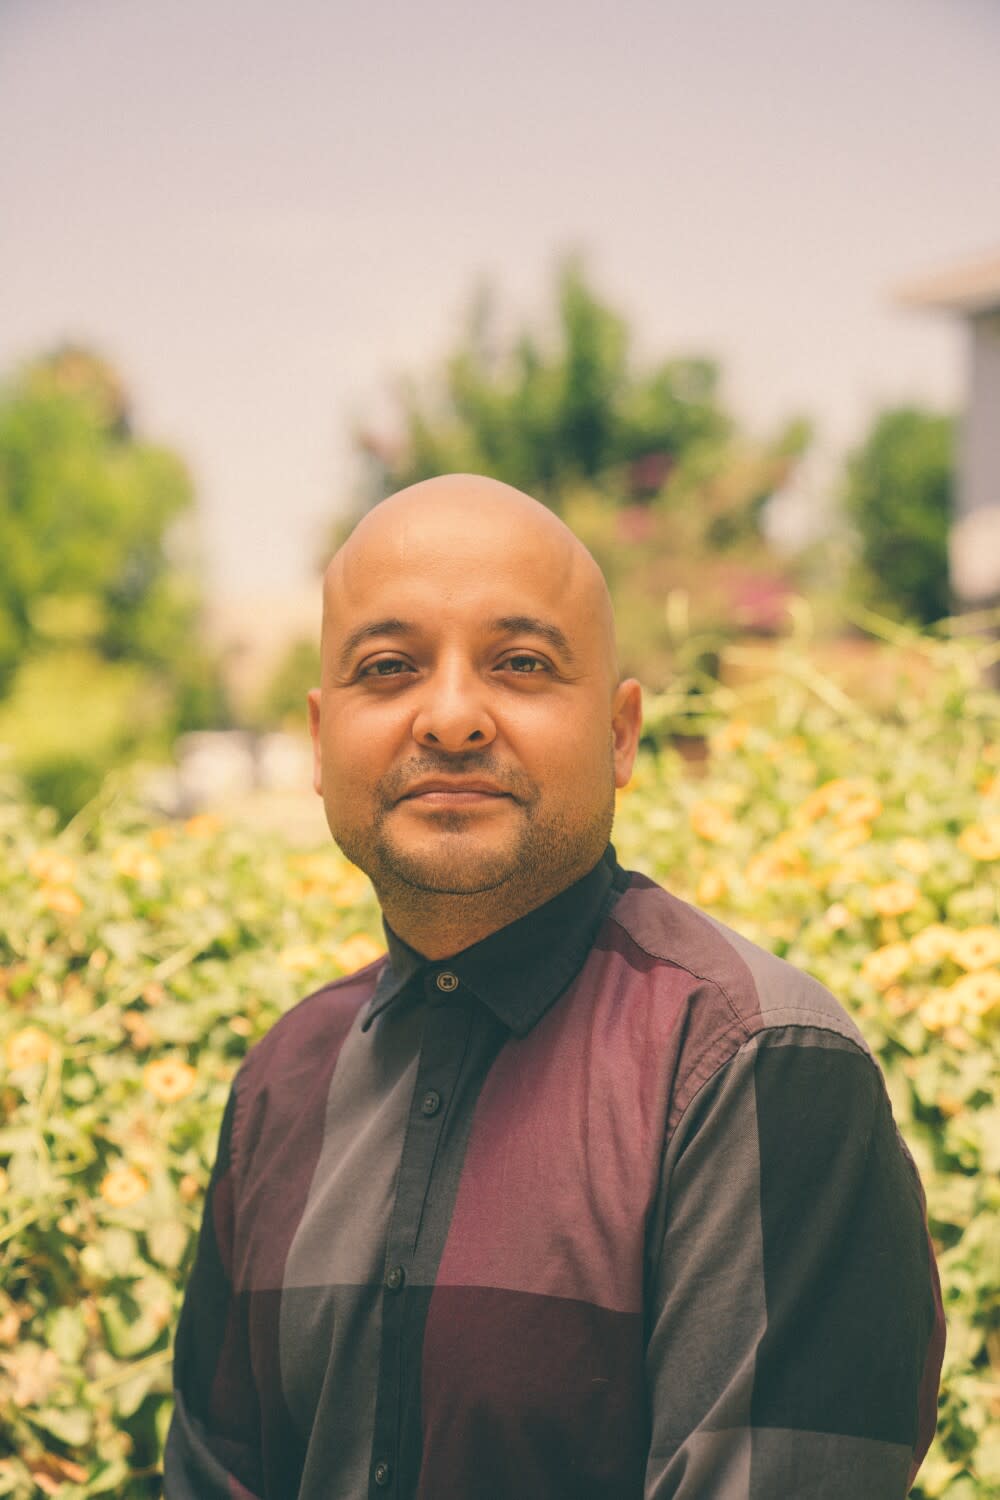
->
[367,967,475,1497]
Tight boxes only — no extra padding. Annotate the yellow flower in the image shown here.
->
[278,944,325,974]
[711,720,750,755]
[948,970,1000,1017]
[893,838,931,875]
[836,794,883,828]
[958,820,1000,861]
[884,985,918,1018]
[99,1166,149,1207]
[795,778,868,824]
[39,884,83,916]
[331,934,385,973]
[910,924,957,966]
[861,942,911,991]
[149,826,176,849]
[5,1027,55,1069]
[28,849,77,886]
[871,881,920,917]
[696,870,727,905]
[950,927,1000,972]
[828,823,872,853]
[184,813,223,838]
[918,991,964,1033]
[122,1011,157,1050]
[689,801,732,842]
[178,1173,201,1203]
[142,1058,198,1102]
[0,1167,8,1195]
[746,851,785,889]
[112,847,162,883]
[825,902,851,930]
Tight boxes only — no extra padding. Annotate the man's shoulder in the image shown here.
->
[608,867,868,1054]
[235,955,387,1088]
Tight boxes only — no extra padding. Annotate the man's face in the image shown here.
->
[308,497,641,907]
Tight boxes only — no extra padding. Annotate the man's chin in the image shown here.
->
[377,837,522,896]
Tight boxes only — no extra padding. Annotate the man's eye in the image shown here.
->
[504,655,547,673]
[360,658,410,677]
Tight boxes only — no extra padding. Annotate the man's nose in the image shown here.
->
[410,661,498,750]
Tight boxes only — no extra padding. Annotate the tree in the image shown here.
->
[334,259,814,692]
[353,255,734,511]
[843,407,954,625]
[0,346,228,815]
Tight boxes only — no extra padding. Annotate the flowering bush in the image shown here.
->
[1,634,998,1497]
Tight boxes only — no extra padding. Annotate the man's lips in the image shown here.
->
[398,780,512,804]
[403,789,510,804]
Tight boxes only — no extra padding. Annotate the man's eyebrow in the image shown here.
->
[490,615,579,667]
[335,614,579,673]
[336,618,413,674]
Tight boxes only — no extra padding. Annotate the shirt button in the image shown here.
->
[421,1089,442,1117]
[435,970,459,992]
[374,1460,391,1486]
[385,1265,405,1293]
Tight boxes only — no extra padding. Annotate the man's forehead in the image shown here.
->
[320,478,618,680]
[326,498,580,610]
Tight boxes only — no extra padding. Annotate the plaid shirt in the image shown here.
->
[164,842,945,1499]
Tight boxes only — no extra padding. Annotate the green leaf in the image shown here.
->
[83,1457,132,1496]
[146,1217,189,1270]
[101,1227,139,1278]
[99,1272,173,1358]
[114,1366,157,1418]
[976,1105,1000,1176]
[32,1402,93,1446]
[45,1305,86,1363]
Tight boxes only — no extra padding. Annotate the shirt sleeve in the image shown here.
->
[163,1078,265,1499]
[643,1025,945,1500]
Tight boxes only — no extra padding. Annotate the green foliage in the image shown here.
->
[336,259,815,693]
[0,346,230,819]
[354,255,738,508]
[843,405,954,626]
[249,638,320,733]
[0,650,170,818]
[1,628,998,1495]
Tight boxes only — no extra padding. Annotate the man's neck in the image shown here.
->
[376,862,594,961]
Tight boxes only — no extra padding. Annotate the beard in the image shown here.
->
[325,762,615,919]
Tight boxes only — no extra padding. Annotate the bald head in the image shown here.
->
[322,473,620,693]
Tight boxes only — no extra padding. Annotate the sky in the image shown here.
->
[1,0,998,599]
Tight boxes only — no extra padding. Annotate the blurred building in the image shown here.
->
[898,250,1000,610]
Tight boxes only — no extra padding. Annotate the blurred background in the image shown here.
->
[2,0,999,831]
[3,9,1000,1493]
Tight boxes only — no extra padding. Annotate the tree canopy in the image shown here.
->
[333,258,812,690]
[0,346,226,815]
[843,406,954,626]
[354,255,739,509]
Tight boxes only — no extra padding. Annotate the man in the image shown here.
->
[165,473,945,1499]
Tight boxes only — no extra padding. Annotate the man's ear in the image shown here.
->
[612,678,643,788]
[307,689,323,797]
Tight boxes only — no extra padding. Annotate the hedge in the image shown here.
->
[1,634,998,1497]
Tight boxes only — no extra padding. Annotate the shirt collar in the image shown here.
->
[361,841,629,1038]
